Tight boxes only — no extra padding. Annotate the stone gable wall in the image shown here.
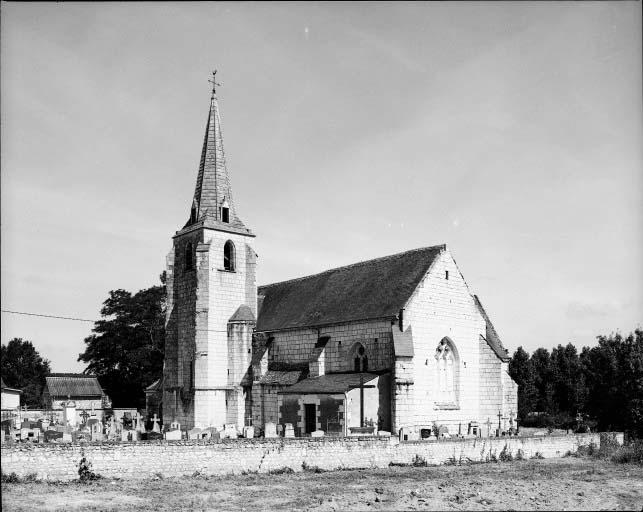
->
[401,249,486,430]
[0,433,621,481]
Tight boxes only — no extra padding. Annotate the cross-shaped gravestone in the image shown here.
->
[136,412,145,433]
[497,410,502,432]
[152,414,161,433]
[80,410,90,425]
[485,417,492,437]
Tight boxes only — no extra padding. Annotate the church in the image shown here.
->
[161,82,518,438]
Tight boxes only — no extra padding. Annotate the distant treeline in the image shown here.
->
[509,328,643,438]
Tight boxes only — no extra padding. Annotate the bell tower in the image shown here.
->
[163,73,257,429]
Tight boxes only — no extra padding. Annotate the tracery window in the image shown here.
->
[435,338,458,406]
[352,343,368,372]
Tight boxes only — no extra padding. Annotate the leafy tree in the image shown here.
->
[509,346,538,420]
[78,274,166,408]
[0,338,51,407]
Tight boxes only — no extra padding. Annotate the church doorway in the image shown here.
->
[304,403,316,434]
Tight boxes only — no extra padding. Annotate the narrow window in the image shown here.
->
[352,344,368,372]
[445,270,449,280]
[222,207,230,223]
[190,205,198,224]
[224,240,235,271]
[185,242,194,271]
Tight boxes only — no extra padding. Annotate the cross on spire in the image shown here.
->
[209,70,221,96]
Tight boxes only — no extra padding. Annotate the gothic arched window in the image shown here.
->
[224,240,235,271]
[351,343,368,372]
[435,338,458,405]
[185,242,194,271]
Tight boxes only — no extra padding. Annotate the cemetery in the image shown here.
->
[0,398,623,481]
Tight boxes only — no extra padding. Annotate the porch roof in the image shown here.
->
[279,372,378,395]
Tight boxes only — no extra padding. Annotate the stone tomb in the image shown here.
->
[284,423,295,438]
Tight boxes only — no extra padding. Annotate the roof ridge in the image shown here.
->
[258,244,446,291]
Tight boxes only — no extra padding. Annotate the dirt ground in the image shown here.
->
[2,457,642,511]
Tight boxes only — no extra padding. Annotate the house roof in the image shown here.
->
[45,374,104,397]
[473,295,510,362]
[279,373,378,395]
[257,245,445,332]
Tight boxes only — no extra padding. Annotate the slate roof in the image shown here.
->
[257,245,445,332]
[229,304,255,323]
[258,370,303,386]
[280,373,378,395]
[45,374,104,397]
[473,296,510,362]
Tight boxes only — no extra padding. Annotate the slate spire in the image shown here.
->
[186,73,249,233]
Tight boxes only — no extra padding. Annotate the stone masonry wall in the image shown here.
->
[0,433,621,482]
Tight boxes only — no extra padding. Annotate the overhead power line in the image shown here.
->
[1,309,95,323]
[1,308,231,333]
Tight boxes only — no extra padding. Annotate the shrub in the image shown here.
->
[268,467,294,475]
[1,472,20,483]
[499,445,513,462]
[77,451,100,482]
[412,454,427,467]
[610,441,643,465]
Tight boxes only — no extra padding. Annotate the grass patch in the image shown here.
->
[610,441,643,465]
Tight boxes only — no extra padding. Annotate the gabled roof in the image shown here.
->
[473,295,510,362]
[257,245,445,332]
[45,374,104,397]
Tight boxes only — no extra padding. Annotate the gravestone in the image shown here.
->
[165,429,182,441]
[377,431,391,437]
[21,428,40,443]
[264,422,278,438]
[135,412,146,434]
[188,427,203,440]
[223,424,238,439]
[311,430,324,438]
[61,432,73,443]
[170,421,180,431]
[284,423,295,438]
[147,431,163,441]
[121,430,133,442]
[151,414,161,433]
[72,430,90,443]
[243,426,255,438]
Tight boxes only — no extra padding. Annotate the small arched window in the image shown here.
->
[352,343,368,372]
[185,242,194,271]
[224,240,235,271]
[435,338,458,405]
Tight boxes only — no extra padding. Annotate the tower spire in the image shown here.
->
[185,72,250,234]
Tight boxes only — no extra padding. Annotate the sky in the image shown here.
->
[1,2,641,373]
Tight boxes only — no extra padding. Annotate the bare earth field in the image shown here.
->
[2,457,642,511]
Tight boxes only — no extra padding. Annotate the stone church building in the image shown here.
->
[161,87,518,438]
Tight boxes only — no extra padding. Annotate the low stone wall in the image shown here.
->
[0,433,622,481]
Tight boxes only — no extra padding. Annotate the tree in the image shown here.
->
[509,346,538,420]
[0,338,51,407]
[78,274,166,408]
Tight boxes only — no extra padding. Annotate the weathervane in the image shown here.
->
[209,70,221,96]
